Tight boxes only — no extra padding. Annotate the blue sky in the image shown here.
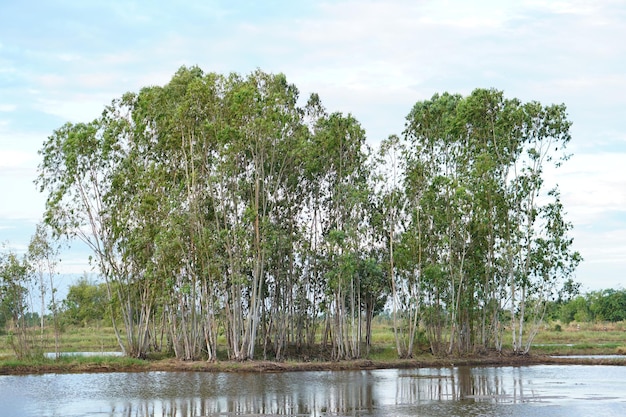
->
[1,0,625,291]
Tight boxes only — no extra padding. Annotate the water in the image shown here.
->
[44,351,124,359]
[550,355,626,359]
[1,365,625,416]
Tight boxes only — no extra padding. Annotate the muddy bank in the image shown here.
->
[2,352,625,376]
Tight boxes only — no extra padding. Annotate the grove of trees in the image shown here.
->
[551,288,626,323]
[0,222,63,359]
[31,66,582,360]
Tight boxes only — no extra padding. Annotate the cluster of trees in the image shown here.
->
[34,66,580,360]
[550,288,626,323]
[0,225,61,358]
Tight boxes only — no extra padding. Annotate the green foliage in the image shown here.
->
[61,276,109,326]
[553,289,626,324]
[0,248,30,330]
[402,88,579,355]
[556,295,591,323]
[588,289,626,322]
[34,68,581,361]
[0,246,47,359]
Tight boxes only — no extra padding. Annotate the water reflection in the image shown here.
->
[44,351,123,358]
[395,366,543,404]
[106,371,378,416]
[2,365,626,416]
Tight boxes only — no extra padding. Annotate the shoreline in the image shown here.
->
[2,353,625,376]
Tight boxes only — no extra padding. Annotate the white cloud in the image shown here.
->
[571,225,626,290]
[75,73,122,89]
[99,51,139,66]
[549,152,626,223]
[553,75,626,95]
[34,95,110,123]
[523,0,613,19]
[1,0,624,291]
[0,104,16,112]
[35,73,68,89]
[0,149,35,170]
[56,255,94,275]
[57,53,81,62]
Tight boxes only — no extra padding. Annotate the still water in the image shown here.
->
[1,365,625,416]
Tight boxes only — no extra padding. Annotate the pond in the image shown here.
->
[44,351,124,359]
[1,365,625,416]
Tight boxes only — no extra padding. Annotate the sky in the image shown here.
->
[0,0,624,292]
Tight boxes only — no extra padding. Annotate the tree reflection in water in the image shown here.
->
[4,366,625,417]
[396,366,539,404]
[113,370,378,416]
[103,367,547,416]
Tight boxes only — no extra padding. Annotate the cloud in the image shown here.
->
[571,222,626,290]
[0,104,16,112]
[0,0,624,291]
[524,0,618,19]
[546,152,626,222]
[0,172,45,220]
[34,73,68,89]
[33,94,112,123]
[0,149,35,169]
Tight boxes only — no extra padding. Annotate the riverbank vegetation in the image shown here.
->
[1,66,590,363]
[1,319,625,375]
[2,313,625,361]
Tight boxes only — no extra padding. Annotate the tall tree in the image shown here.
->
[402,89,580,355]
[27,223,61,356]
[0,247,34,358]
[37,97,158,358]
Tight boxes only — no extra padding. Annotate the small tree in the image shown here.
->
[0,246,38,359]
[62,276,109,326]
[27,223,62,357]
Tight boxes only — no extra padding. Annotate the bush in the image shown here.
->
[61,277,109,326]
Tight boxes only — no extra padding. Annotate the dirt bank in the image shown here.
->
[2,352,625,376]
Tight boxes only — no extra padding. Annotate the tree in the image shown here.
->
[27,222,62,356]
[557,295,589,323]
[308,112,371,360]
[373,134,424,358]
[37,67,582,361]
[589,289,626,322]
[0,246,36,358]
[37,104,155,358]
[62,276,109,325]
[401,89,580,355]
[37,66,326,361]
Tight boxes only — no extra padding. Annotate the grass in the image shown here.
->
[0,324,119,357]
[1,320,625,372]
[528,321,626,355]
[0,354,149,374]
[51,325,119,352]
[367,346,400,361]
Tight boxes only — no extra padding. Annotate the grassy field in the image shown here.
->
[528,321,626,355]
[1,320,625,363]
[0,325,119,360]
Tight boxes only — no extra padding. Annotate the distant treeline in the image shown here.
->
[548,288,626,323]
[5,66,582,360]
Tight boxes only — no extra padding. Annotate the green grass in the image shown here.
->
[0,325,119,357]
[52,325,119,352]
[527,321,626,355]
[531,343,622,355]
[367,346,399,361]
[0,354,148,372]
[52,354,146,367]
[2,320,625,363]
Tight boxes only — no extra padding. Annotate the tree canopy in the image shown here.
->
[35,66,581,359]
